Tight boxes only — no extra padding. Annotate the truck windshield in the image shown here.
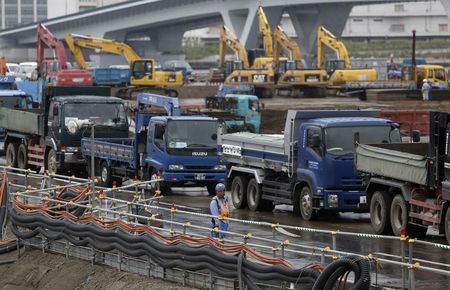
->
[64,103,127,126]
[167,120,217,150]
[324,125,401,156]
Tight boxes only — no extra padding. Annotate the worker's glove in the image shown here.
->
[212,226,219,232]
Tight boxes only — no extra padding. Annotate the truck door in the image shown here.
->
[299,126,323,187]
[146,121,166,169]
[47,102,61,141]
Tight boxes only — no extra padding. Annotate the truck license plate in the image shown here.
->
[360,196,367,204]
[73,78,84,83]
[195,173,206,180]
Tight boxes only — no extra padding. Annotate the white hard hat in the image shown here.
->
[423,79,428,82]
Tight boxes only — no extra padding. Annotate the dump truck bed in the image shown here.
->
[219,132,288,172]
[0,107,44,136]
[355,142,429,185]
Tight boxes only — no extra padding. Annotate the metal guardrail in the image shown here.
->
[2,166,450,289]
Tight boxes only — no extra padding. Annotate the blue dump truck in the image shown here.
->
[81,93,226,194]
[0,76,32,152]
[218,110,402,219]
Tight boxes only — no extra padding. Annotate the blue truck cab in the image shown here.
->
[82,93,226,195]
[219,110,401,219]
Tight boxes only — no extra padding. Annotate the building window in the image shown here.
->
[374,19,383,22]
[390,24,405,33]
[353,19,363,22]
[394,4,404,12]
[439,24,448,32]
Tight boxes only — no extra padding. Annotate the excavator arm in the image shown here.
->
[256,6,273,57]
[37,24,68,70]
[64,33,141,67]
[219,26,249,69]
[316,26,351,69]
[273,25,302,71]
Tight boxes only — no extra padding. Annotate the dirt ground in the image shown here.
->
[0,248,198,290]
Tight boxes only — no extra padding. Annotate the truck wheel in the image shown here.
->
[390,194,408,236]
[445,207,450,245]
[370,191,393,234]
[231,176,248,209]
[46,148,57,175]
[300,186,317,221]
[206,184,216,196]
[17,144,28,169]
[5,142,18,167]
[247,178,263,211]
[100,161,112,187]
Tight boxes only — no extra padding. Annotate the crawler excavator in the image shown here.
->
[316,25,377,85]
[273,25,328,97]
[219,26,274,98]
[65,33,182,98]
[37,24,92,86]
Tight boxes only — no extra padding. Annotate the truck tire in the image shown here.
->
[231,176,248,209]
[300,186,317,221]
[247,178,263,211]
[370,191,393,234]
[46,148,58,175]
[5,142,18,167]
[17,144,28,169]
[445,207,450,245]
[390,194,408,236]
[99,161,112,187]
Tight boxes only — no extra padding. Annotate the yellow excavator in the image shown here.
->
[273,25,328,97]
[65,33,182,97]
[219,26,275,98]
[316,26,377,84]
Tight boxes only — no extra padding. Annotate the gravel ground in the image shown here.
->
[0,248,199,290]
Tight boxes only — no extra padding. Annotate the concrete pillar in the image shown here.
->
[440,0,450,20]
[288,3,352,65]
[152,26,185,54]
[221,8,249,38]
[245,6,284,50]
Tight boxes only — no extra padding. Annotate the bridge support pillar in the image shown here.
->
[222,6,284,50]
[288,3,352,66]
[152,27,185,54]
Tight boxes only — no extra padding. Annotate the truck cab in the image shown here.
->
[298,116,402,213]
[205,94,261,133]
[137,114,226,195]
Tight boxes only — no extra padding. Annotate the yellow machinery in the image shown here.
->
[65,33,182,96]
[273,25,328,97]
[219,26,275,97]
[316,26,377,84]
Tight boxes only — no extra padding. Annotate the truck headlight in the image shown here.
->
[168,164,184,170]
[213,165,227,171]
[328,194,339,208]
[66,120,79,135]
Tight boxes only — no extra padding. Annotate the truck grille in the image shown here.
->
[341,177,363,189]
[184,165,215,171]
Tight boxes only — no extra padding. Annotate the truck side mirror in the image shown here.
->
[412,130,421,143]
[312,134,321,148]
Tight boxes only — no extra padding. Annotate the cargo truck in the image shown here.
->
[81,93,226,195]
[355,111,450,244]
[0,86,128,175]
[218,110,402,219]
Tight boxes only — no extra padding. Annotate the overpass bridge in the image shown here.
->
[0,0,448,62]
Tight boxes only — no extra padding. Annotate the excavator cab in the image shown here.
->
[324,60,346,76]
[131,59,154,80]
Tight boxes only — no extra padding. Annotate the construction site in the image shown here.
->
[1,1,450,289]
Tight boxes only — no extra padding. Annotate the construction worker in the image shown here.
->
[210,183,229,240]
[421,79,431,101]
